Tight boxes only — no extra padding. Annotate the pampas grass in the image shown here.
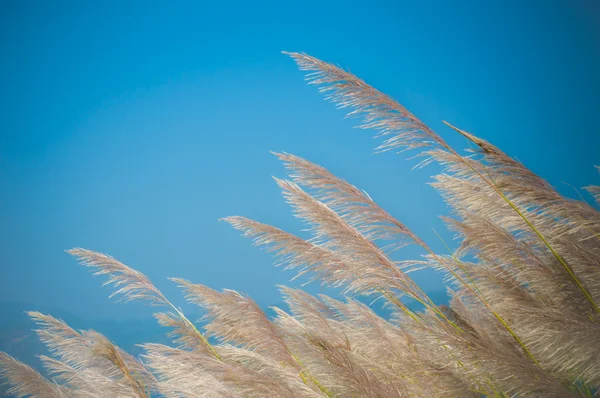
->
[2,53,599,397]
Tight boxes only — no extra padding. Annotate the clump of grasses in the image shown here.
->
[2,53,600,397]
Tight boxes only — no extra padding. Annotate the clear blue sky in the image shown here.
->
[1,0,599,321]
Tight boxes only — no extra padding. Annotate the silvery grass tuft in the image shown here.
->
[2,53,600,397]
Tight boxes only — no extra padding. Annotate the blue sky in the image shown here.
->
[1,0,599,321]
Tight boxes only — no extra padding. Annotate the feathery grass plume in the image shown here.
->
[444,122,600,239]
[173,278,294,366]
[27,311,92,370]
[585,186,600,205]
[435,132,600,314]
[0,352,71,398]
[84,331,153,398]
[274,178,430,307]
[66,248,169,305]
[282,52,450,154]
[584,166,600,205]
[152,312,209,351]
[67,248,219,358]
[272,151,424,250]
[430,137,600,313]
[223,216,358,286]
[28,311,155,397]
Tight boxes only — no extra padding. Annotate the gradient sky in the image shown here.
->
[1,0,599,322]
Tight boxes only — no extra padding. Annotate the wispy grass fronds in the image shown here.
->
[1,52,599,397]
[272,151,422,250]
[27,311,91,370]
[173,278,294,366]
[274,177,423,301]
[26,311,156,397]
[222,215,343,284]
[283,52,449,154]
[584,166,600,205]
[0,352,70,398]
[153,312,208,352]
[67,248,169,306]
[67,248,219,359]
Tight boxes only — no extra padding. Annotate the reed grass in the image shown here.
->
[1,53,599,397]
